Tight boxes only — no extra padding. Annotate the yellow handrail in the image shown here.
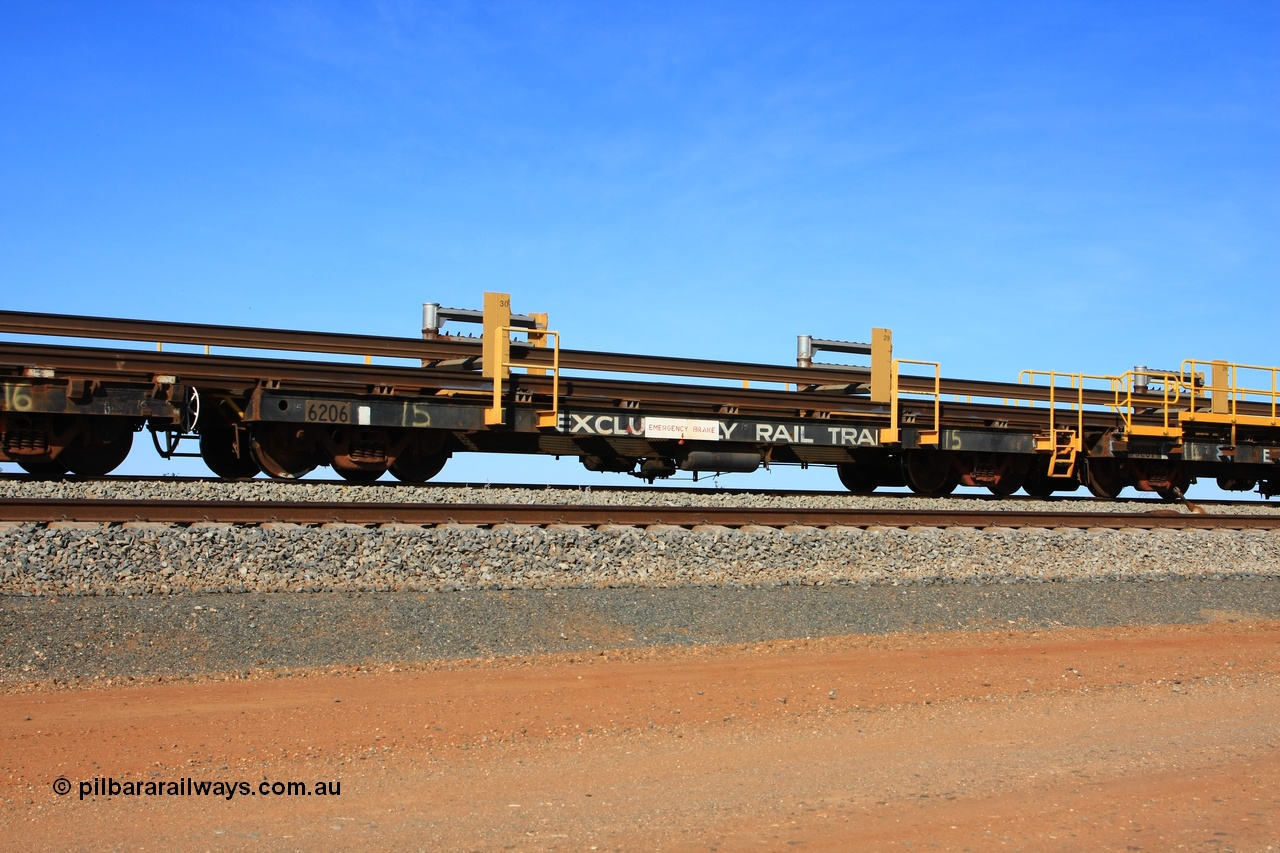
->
[884,358,940,445]
[1114,369,1183,436]
[491,325,561,428]
[1180,359,1279,424]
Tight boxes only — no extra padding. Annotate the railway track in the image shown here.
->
[3,473,1275,507]
[3,498,1278,529]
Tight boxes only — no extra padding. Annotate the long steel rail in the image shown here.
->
[2,498,1276,529]
[0,309,871,387]
[0,340,1170,430]
[0,308,1207,411]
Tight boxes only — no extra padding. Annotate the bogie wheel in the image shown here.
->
[1083,459,1126,500]
[836,462,877,495]
[389,449,449,484]
[901,451,957,497]
[986,459,1030,497]
[1022,466,1055,497]
[1156,473,1193,502]
[987,477,1021,497]
[333,464,385,484]
[17,457,68,477]
[250,424,320,480]
[199,426,262,480]
[60,428,134,476]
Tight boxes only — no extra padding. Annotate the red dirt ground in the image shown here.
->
[4,621,1279,851]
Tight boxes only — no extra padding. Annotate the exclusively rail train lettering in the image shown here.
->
[557,413,880,447]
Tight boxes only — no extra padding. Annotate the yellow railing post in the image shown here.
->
[527,312,549,377]
[869,328,892,404]
[519,329,560,429]
[884,358,940,446]
[483,292,512,425]
[882,361,900,445]
[490,322,562,429]
[1210,360,1231,415]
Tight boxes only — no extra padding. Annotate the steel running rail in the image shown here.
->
[0,309,871,388]
[4,308,1278,423]
[1,499,1276,529]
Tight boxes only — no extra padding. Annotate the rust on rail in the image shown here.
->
[1,499,1276,529]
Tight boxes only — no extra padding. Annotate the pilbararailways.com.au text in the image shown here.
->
[54,776,341,801]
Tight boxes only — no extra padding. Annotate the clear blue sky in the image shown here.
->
[3,2,1277,488]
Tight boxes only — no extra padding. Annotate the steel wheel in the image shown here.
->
[1083,459,1125,499]
[1022,465,1054,497]
[1156,472,1192,502]
[987,477,1021,497]
[60,428,134,476]
[251,424,319,480]
[17,457,68,477]
[199,426,261,480]
[390,449,449,483]
[901,451,957,497]
[333,463,385,483]
[836,463,877,495]
[986,458,1029,497]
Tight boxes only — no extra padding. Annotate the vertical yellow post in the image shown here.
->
[1210,360,1231,415]
[881,360,901,445]
[527,311,549,377]
[870,327,892,403]
[483,291,511,425]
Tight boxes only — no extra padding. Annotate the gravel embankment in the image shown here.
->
[3,478,1280,596]
[4,476,1280,514]
[3,521,1279,596]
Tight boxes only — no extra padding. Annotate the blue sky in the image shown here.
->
[2,2,1278,489]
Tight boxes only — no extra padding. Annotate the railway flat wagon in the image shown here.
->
[2,293,1277,499]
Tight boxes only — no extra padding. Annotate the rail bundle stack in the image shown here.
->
[1,293,1277,500]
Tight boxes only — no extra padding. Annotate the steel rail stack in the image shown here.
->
[1,292,1277,500]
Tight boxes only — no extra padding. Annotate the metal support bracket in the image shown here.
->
[480,292,561,428]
